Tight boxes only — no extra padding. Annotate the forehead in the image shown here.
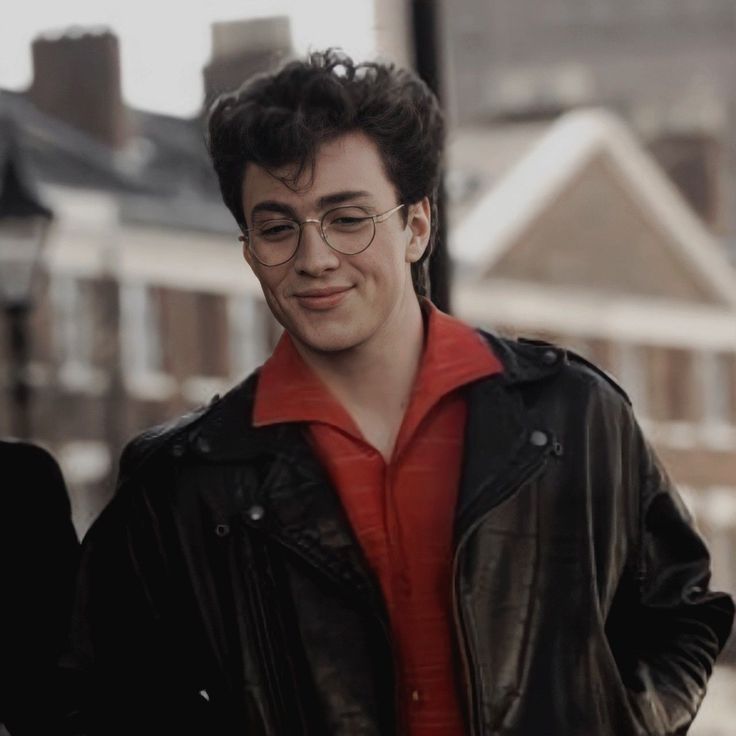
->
[241,132,394,213]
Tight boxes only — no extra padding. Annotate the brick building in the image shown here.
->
[0,29,277,533]
[436,0,736,255]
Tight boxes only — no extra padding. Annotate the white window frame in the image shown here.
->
[51,273,107,394]
[697,350,736,449]
[120,281,175,400]
[614,341,649,419]
[228,293,271,380]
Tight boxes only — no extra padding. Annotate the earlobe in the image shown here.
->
[406,237,430,264]
[405,198,432,264]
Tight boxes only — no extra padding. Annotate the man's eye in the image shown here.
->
[258,223,297,239]
[329,216,368,230]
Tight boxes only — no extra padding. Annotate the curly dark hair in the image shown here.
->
[206,48,445,295]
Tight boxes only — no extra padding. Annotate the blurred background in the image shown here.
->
[0,1,734,732]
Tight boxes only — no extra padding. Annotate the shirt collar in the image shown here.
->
[252,298,503,442]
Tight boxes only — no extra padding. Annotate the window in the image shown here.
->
[195,293,230,377]
[228,294,271,378]
[52,275,92,367]
[700,352,735,427]
[121,282,163,376]
[664,348,695,422]
[177,291,234,405]
[643,346,697,423]
[120,282,174,400]
[51,274,105,391]
[615,343,649,418]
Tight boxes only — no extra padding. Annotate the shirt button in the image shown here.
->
[542,349,559,365]
[248,504,265,522]
[529,430,548,447]
[195,435,211,454]
[411,689,421,703]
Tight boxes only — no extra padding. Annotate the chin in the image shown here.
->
[291,323,368,355]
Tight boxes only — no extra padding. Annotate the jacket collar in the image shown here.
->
[190,332,564,461]
[184,333,565,601]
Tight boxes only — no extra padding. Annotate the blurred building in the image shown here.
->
[202,16,294,109]
[447,108,736,657]
[0,28,278,533]
[439,0,736,256]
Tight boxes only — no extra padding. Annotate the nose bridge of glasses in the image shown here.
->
[293,217,335,265]
[298,217,328,242]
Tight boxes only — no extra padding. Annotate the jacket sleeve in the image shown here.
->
[621,422,735,734]
[62,470,214,736]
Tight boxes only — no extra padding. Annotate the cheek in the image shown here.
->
[251,271,287,317]
[362,238,404,279]
[253,266,287,297]
[258,283,290,331]
[374,247,409,291]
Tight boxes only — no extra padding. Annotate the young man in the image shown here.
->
[69,50,733,735]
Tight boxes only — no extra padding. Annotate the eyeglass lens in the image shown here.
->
[250,206,375,265]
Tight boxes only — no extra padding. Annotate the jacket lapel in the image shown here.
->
[189,332,565,602]
[454,334,564,541]
[190,377,384,612]
[455,377,528,528]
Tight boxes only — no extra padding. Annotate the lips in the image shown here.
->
[293,286,353,310]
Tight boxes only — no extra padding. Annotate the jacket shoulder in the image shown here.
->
[485,332,631,406]
[115,371,260,491]
[116,403,212,490]
[559,345,631,406]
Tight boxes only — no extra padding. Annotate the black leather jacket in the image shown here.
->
[68,335,734,736]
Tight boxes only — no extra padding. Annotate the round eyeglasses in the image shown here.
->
[239,203,405,267]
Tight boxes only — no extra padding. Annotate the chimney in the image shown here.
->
[647,132,722,232]
[29,28,129,150]
[202,16,294,109]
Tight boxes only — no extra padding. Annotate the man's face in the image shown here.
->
[241,132,430,356]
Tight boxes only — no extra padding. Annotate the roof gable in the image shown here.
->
[450,109,736,308]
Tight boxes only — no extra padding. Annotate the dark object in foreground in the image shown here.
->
[0,440,80,735]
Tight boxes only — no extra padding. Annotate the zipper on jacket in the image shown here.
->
[240,532,297,734]
[248,528,396,732]
[451,453,550,736]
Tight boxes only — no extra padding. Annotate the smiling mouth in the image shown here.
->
[294,286,353,310]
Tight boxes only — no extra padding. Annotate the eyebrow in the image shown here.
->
[250,190,374,220]
[317,190,373,209]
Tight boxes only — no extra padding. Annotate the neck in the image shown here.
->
[293,292,426,458]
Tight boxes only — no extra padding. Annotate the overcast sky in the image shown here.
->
[0,0,376,116]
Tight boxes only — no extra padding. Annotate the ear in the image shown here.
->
[405,197,431,264]
[240,235,255,269]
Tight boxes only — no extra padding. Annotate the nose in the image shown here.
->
[293,219,340,275]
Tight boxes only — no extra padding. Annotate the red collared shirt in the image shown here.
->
[254,301,502,735]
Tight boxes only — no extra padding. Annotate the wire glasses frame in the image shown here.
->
[238,203,405,267]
